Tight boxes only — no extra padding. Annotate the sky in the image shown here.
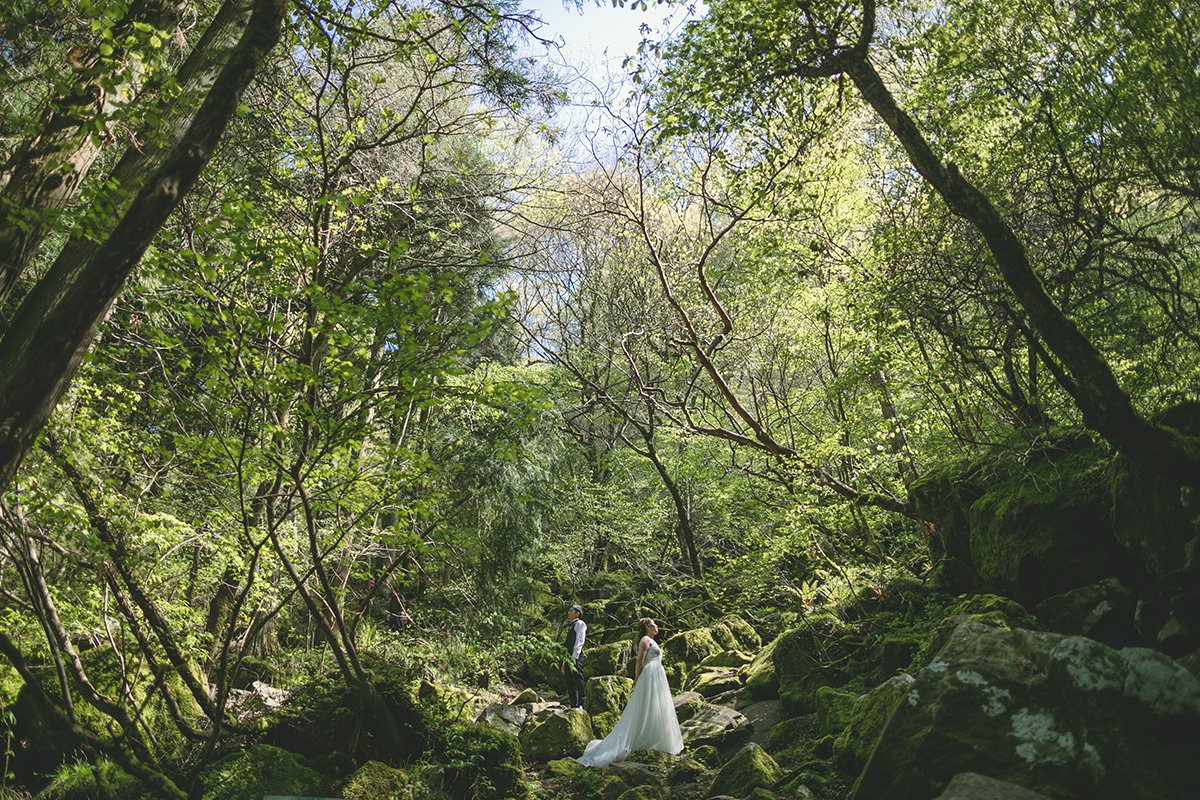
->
[522,1,699,76]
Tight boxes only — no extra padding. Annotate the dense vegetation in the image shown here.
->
[0,1,1196,798]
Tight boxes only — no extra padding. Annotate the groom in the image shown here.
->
[561,604,587,709]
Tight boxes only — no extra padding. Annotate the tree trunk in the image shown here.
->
[845,55,1200,488]
[0,0,189,306]
[0,0,290,497]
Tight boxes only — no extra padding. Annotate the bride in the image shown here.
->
[576,618,684,767]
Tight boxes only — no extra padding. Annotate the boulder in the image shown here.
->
[774,615,861,712]
[737,699,786,748]
[1035,578,1138,649]
[511,687,539,705]
[444,722,528,800]
[1110,402,1200,583]
[588,674,633,715]
[663,628,723,667]
[741,635,781,701]
[340,760,413,800]
[195,744,328,800]
[679,702,753,750]
[568,761,663,800]
[909,436,1125,601]
[699,650,755,669]
[720,616,764,652]
[683,666,743,698]
[833,674,915,771]
[814,686,856,737]
[932,772,1052,800]
[673,691,707,723]
[591,641,633,677]
[520,706,594,760]
[850,621,1200,799]
[668,757,713,786]
[707,743,782,798]
[475,702,529,737]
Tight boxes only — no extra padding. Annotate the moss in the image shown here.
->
[766,717,808,751]
[0,662,23,708]
[591,709,621,738]
[265,664,431,769]
[340,760,413,800]
[590,642,632,677]
[519,708,593,761]
[774,616,862,712]
[545,757,585,778]
[832,674,914,773]
[706,743,782,798]
[195,744,329,800]
[617,787,665,800]
[662,629,722,666]
[442,722,528,800]
[741,635,781,701]
[511,687,539,705]
[720,617,763,652]
[689,744,723,768]
[710,623,739,652]
[35,758,143,800]
[667,758,712,786]
[814,687,857,737]
[911,594,1039,671]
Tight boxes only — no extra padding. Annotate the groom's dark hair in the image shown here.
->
[569,604,583,615]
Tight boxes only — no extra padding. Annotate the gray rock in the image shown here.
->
[850,621,1200,800]
[475,702,529,737]
[1035,578,1137,648]
[678,702,752,749]
[738,699,786,748]
[932,772,1052,800]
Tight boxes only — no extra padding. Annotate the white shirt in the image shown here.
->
[568,618,587,660]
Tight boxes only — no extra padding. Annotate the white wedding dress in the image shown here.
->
[576,640,684,767]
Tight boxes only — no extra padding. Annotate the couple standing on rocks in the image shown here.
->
[561,604,684,767]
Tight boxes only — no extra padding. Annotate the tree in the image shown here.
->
[658,0,1200,487]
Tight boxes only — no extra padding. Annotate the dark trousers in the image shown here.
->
[566,657,586,708]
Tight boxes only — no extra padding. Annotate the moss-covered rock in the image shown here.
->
[814,687,857,737]
[678,702,752,750]
[265,665,431,769]
[774,615,862,712]
[476,702,529,737]
[832,674,915,772]
[766,717,808,751]
[340,760,414,800]
[667,757,712,786]
[444,722,528,800]
[15,645,205,781]
[569,761,663,800]
[673,691,707,723]
[520,706,593,760]
[683,666,743,698]
[741,634,781,701]
[617,786,665,800]
[690,744,723,768]
[195,744,329,800]
[707,743,782,798]
[910,435,1125,602]
[1111,402,1200,582]
[1035,578,1138,649]
[663,628,722,666]
[588,675,633,715]
[911,594,1039,671]
[511,687,539,705]
[721,617,763,652]
[698,650,755,669]
[35,759,143,800]
[850,621,1200,800]
[591,641,633,677]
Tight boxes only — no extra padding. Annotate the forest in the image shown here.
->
[0,1,1197,799]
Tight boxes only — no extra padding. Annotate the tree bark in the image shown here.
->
[0,0,189,306]
[844,54,1200,488]
[0,0,290,497]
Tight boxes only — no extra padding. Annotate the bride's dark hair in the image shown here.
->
[634,617,655,647]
